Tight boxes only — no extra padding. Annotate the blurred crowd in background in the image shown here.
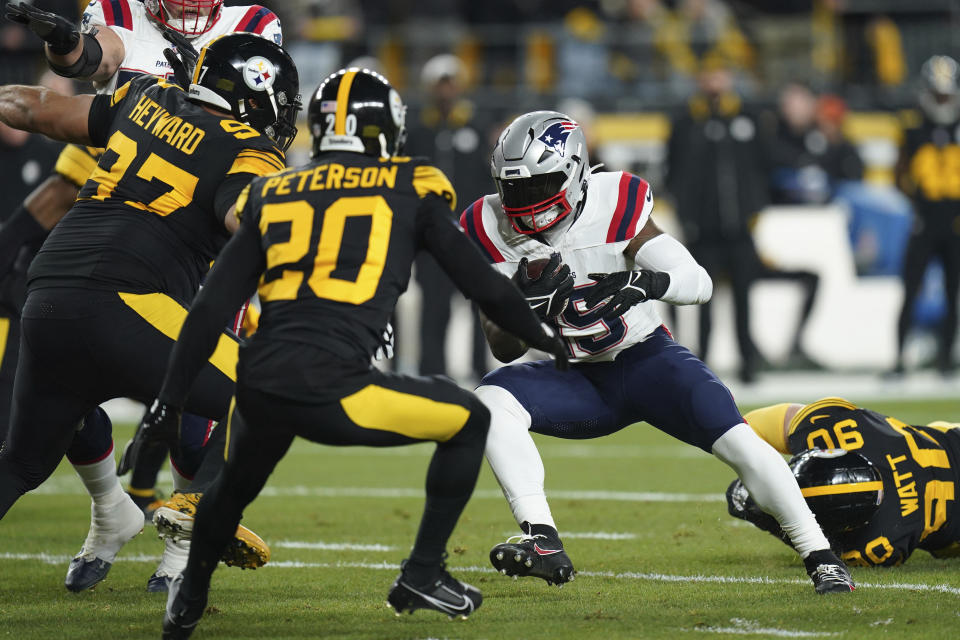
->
[3,0,960,383]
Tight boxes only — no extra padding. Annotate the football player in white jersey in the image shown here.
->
[2,0,280,594]
[460,111,856,594]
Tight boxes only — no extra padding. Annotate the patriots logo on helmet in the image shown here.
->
[537,121,579,156]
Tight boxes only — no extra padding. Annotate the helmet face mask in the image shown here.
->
[145,0,223,38]
[308,68,406,159]
[492,111,588,235]
[790,448,883,536]
[189,34,301,151]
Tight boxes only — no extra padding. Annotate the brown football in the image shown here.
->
[525,257,555,280]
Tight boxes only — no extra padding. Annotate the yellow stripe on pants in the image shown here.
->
[340,385,469,442]
[117,292,238,381]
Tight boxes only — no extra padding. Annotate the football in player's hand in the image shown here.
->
[524,257,558,281]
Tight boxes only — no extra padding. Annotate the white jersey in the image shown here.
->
[461,170,660,363]
[80,0,282,95]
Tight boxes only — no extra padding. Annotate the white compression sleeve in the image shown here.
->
[476,384,557,529]
[711,423,830,557]
[634,233,713,305]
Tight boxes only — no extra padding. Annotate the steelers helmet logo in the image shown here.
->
[243,56,277,91]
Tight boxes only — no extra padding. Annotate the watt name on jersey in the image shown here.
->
[81,0,282,94]
[462,171,656,362]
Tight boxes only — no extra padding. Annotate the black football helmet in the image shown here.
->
[307,68,406,159]
[790,449,883,536]
[188,33,301,151]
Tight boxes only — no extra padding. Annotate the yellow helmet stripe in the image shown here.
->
[801,481,883,498]
[334,69,358,135]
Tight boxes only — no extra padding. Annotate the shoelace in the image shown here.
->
[503,532,553,545]
[812,564,848,582]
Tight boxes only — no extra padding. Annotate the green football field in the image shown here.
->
[2,398,959,639]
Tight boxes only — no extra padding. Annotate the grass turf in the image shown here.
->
[1,398,959,639]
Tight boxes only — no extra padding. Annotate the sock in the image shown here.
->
[73,446,125,506]
[476,384,557,530]
[711,423,830,557]
[170,458,193,492]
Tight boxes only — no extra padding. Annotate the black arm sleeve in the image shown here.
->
[214,173,258,222]
[416,194,547,347]
[158,217,265,406]
[86,93,113,148]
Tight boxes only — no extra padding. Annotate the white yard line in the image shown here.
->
[3,553,958,596]
[692,618,841,637]
[30,479,724,503]
[275,541,398,552]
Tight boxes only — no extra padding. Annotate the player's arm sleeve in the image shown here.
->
[77,0,131,81]
[158,186,265,407]
[417,194,548,347]
[743,404,793,454]
[633,231,712,305]
[215,145,285,226]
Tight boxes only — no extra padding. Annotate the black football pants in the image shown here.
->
[180,370,490,596]
[0,288,237,519]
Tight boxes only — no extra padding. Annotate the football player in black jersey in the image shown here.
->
[0,33,298,590]
[728,398,960,566]
[132,67,568,636]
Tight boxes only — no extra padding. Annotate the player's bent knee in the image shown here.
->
[446,396,490,447]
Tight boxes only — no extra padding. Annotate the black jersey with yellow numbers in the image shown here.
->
[27,74,285,304]
[237,151,457,363]
[900,115,960,213]
[786,398,960,566]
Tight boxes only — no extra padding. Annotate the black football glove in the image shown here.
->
[525,321,570,371]
[726,479,793,548]
[512,252,575,321]
[584,269,670,320]
[5,2,80,55]
[117,399,181,476]
[161,28,199,89]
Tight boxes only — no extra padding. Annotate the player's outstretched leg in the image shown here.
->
[386,392,490,619]
[489,521,575,586]
[476,384,576,586]
[154,427,270,569]
[711,423,854,594]
[65,409,144,591]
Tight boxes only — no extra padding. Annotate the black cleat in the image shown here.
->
[162,574,207,639]
[804,550,855,594]
[387,565,482,619]
[489,525,575,586]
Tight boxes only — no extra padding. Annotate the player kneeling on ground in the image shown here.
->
[460,111,855,594]
[135,68,567,638]
[729,398,960,566]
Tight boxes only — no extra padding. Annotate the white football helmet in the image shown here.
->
[919,55,960,125]
[491,111,589,234]
[144,0,223,38]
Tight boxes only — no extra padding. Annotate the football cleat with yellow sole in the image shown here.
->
[153,492,270,569]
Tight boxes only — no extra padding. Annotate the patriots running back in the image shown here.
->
[461,110,855,594]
